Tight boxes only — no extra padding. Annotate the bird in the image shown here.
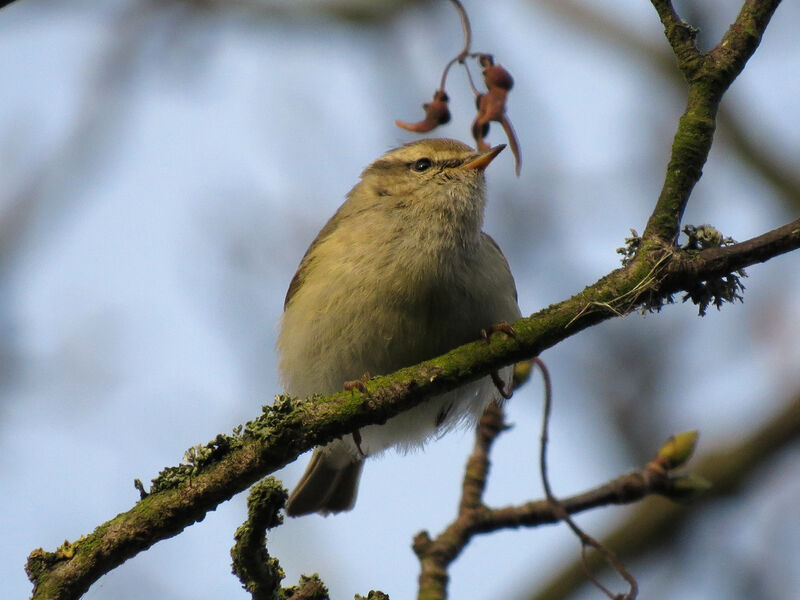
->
[277,138,521,516]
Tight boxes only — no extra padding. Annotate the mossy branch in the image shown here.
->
[538,0,800,213]
[24,1,794,599]
[229,478,330,600]
[230,478,288,600]
[26,215,800,600]
[643,0,782,244]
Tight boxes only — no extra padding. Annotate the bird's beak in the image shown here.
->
[459,144,506,172]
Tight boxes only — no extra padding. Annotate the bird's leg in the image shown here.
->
[343,374,371,456]
[481,320,516,342]
[481,322,516,399]
[352,429,366,457]
[490,370,514,399]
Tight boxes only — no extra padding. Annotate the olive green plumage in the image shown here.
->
[277,138,520,516]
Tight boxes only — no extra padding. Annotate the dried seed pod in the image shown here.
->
[471,58,521,175]
[395,89,451,133]
[484,64,513,91]
[472,93,491,151]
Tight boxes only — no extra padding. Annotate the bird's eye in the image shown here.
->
[412,158,432,172]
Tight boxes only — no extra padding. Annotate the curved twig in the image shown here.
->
[439,0,473,90]
[535,358,638,600]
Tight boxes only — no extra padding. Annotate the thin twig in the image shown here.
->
[439,0,473,89]
[415,401,507,600]
[649,0,703,78]
[535,358,638,599]
[565,250,673,329]
[530,391,800,600]
[413,359,708,600]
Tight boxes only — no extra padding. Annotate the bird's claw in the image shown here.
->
[481,321,517,344]
[490,370,513,399]
[352,429,366,457]
[344,372,371,394]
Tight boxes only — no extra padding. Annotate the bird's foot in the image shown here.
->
[352,429,366,457]
[490,370,514,399]
[344,372,371,394]
[481,321,516,344]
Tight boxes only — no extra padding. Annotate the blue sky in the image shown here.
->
[2,1,800,599]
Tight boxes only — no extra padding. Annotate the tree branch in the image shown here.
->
[643,0,782,244]
[415,401,506,600]
[414,403,702,600]
[664,218,800,288]
[230,479,288,600]
[649,0,702,78]
[536,0,800,213]
[24,2,795,598]
[25,214,800,600]
[529,392,800,600]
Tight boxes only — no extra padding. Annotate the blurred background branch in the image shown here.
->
[2,1,799,599]
[528,390,800,600]
[535,0,800,211]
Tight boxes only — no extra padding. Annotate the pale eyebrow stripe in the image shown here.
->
[367,157,465,174]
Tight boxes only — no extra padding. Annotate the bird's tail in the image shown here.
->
[286,445,364,516]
